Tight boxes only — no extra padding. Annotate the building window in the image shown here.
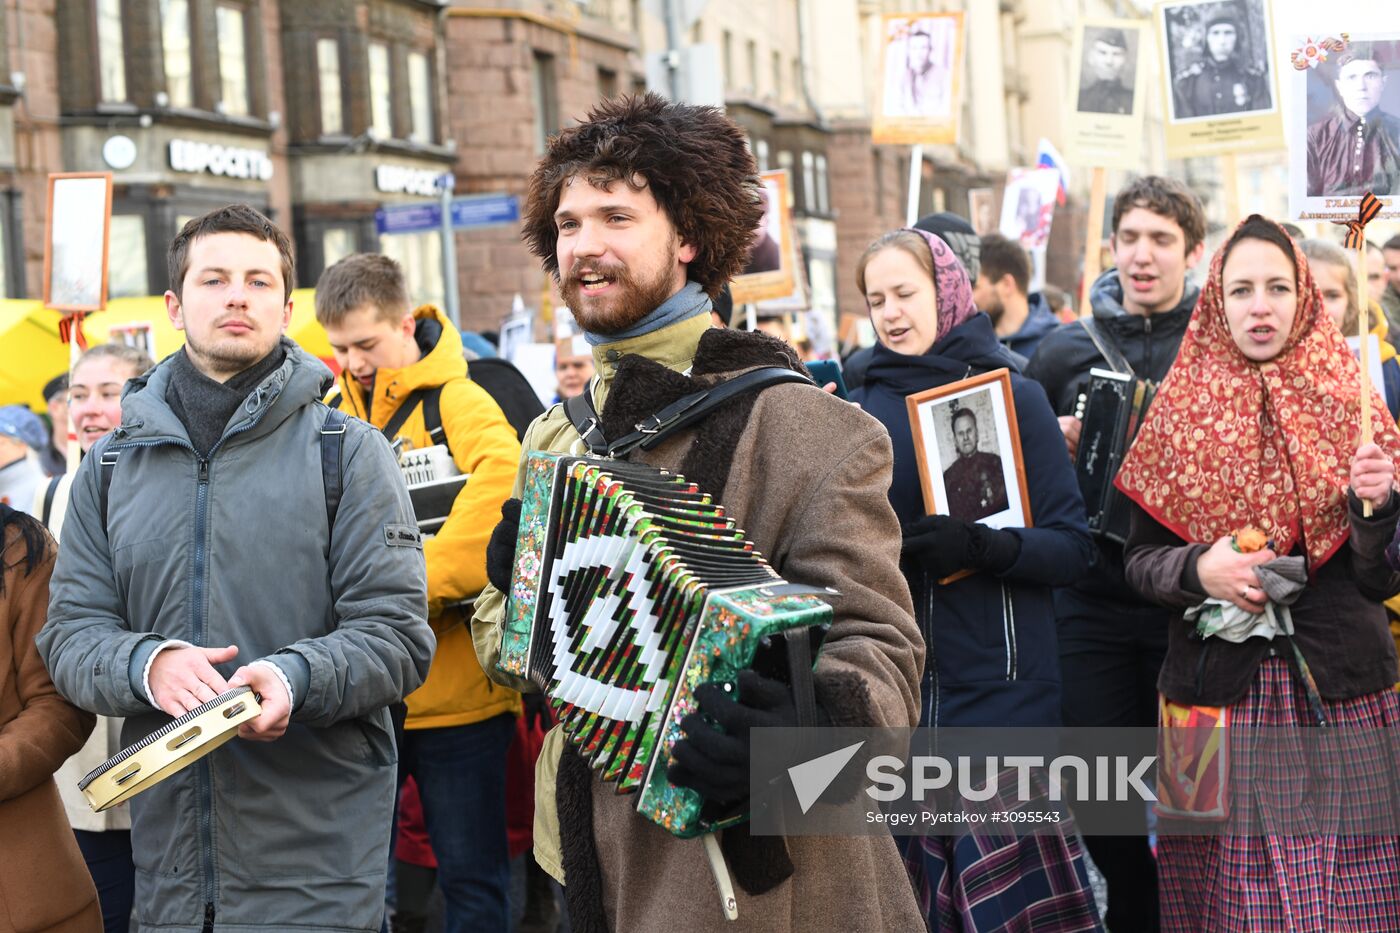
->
[531,52,558,155]
[317,38,344,136]
[368,42,392,139]
[322,228,355,270]
[690,21,702,44]
[792,59,801,103]
[215,5,250,116]
[161,0,192,108]
[408,50,433,143]
[97,0,126,103]
[598,67,619,101]
[777,149,794,179]
[746,40,757,95]
[721,31,733,88]
[108,215,149,298]
[771,51,782,102]
[380,231,444,312]
[801,151,816,213]
[754,139,769,172]
[815,155,830,215]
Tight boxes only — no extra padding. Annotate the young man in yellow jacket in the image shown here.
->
[316,254,522,931]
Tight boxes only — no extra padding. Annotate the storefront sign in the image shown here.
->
[168,139,273,181]
[375,193,520,235]
[375,165,443,197]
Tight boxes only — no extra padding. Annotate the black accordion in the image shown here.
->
[1074,369,1157,543]
[498,452,833,837]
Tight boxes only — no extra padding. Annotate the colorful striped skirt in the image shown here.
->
[1158,658,1400,932]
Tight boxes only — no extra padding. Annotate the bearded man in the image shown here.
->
[470,94,924,932]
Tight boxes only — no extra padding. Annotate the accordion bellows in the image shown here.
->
[499,453,832,837]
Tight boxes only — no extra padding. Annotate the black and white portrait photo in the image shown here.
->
[1077,25,1139,116]
[1303,38,1400,199]
[908,370,1030,531]
[934,392,1008,523]
[881,15,958,120]
[1161,0,1274,121]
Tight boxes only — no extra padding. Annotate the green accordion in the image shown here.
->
[498,452,833,838]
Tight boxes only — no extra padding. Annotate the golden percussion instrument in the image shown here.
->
[78,687,261,812]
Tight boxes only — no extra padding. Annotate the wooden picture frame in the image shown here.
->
[872,11,966,145]
[730,169,795,306]
[906,369,1032,582]
[43,172,114,312]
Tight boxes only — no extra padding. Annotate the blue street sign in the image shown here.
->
[375,202,441,235]
[376,193,520,236]
[449,193,520,229]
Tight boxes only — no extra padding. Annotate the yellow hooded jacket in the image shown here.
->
[333,305,522,728]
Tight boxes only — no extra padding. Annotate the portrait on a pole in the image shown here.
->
[44,172,113,312]
[730,169,796,305]
[872,12,965,145]
[1068,18,1150,169]
[1155,0,1284,157]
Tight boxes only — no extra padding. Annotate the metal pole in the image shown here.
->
[906,144,923,226]
[439,173,460,328]
[663,0,684,100]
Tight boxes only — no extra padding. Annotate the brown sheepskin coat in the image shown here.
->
[0,520,100,932]
[473,316,925,932]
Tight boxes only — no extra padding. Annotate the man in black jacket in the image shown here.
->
[1024,175,1206,933]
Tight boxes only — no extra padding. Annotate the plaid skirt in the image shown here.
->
[1159,658,1400,932]
[897,819,1103,932]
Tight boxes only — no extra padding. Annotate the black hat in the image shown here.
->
[1093,28,1129,50]
[913,211,982,281]
[42,372,68,402]
[1205,11,1240,34]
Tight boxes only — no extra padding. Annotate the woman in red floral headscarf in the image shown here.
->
[1119,214,1400,931]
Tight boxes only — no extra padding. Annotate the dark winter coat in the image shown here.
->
[999,292,1059,362]
[855,314,1094,727]
[1123,496,1400,706]
[1024,269,1201,605]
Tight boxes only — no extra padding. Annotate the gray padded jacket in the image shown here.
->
[37,338,434,932]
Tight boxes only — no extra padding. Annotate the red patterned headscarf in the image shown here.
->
[1115,214,1400,569]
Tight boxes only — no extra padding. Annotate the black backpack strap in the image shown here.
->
[99,448,120,535]
[563,384,609,456]
[380,388,429,441]
[41,475,62,529]
[421,385,450,455]
[605,367,812,458]
[321,408,350,533]
[1080,317,1135,378]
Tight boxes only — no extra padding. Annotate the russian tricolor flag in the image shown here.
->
[1036,138,1070,206]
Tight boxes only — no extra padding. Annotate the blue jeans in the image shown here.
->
[401,714,515,933]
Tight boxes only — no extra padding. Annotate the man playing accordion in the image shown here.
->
[470,93,925,931]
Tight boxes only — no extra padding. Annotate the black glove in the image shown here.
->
[902,514,1021,578]
[667,670,801,805]
[521,691,552,732]
[485,498,522,593]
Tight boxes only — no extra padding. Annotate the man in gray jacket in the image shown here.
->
[38,205,434,933]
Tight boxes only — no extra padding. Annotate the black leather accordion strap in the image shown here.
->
[563,367,814,459]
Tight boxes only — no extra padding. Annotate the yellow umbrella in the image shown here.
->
[0,288,336,410]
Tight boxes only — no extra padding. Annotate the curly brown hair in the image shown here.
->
[520,93,763,299]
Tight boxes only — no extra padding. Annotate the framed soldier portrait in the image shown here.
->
[1155,0,1285,157]
[1288,34,1400,223]
[905,369,1032,534]
[872,12,966,145]
[1067,18,1150,169]
[730,169,796,304]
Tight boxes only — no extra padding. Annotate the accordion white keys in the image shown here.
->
[399,444,469,536]
[498,452,834,837]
